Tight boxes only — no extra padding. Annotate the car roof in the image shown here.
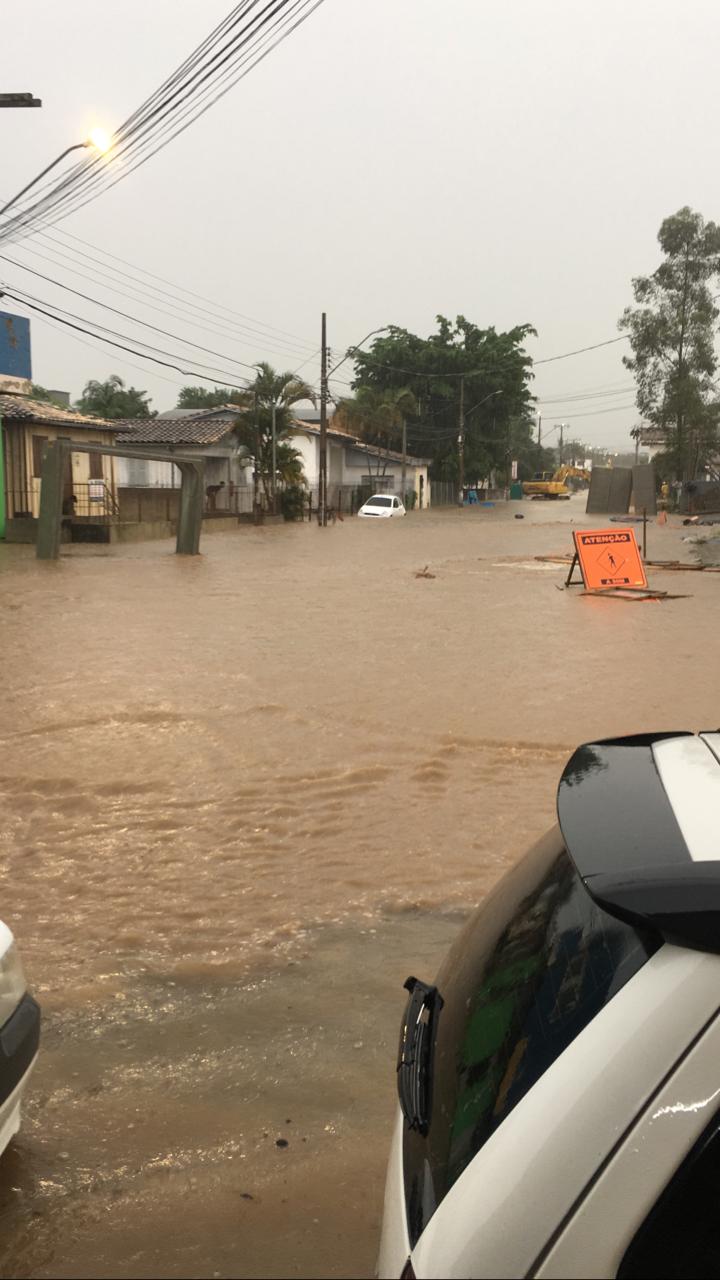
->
[557,731,720,952]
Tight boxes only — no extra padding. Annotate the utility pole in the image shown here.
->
[253,391,261,524]
[271,401,277,515]
[558,422,565,467]
[457,375,465,506]
[537,411,542,468]
[319,311,328,527]
[401,418,407,504]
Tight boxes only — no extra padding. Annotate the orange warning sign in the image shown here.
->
[573,528,648,591]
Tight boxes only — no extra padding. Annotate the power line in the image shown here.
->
[0,260,268,377]
[0,287,254,389]
[536,385,635,405]
[350,334,630,379]
[542,401,637,421]
[33,224,318,349]
[0,253,317,383]
[11,1,310,232]
[0,0,327,243]
[0,195,319,359]
[5,241,315,365]
[8,296,188,391]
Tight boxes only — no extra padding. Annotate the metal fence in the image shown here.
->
[5,482,119,521]
[430,480,458,506]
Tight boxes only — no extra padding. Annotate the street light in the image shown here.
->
[0,128,112,221]
[0,93,42,108]
[457,387,503,505]
[329,325,390,380]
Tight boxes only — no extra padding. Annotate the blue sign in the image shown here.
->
[0,311,31,379]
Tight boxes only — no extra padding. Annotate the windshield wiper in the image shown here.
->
[397,976,443,1135]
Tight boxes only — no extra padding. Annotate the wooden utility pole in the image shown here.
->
[253,391,261,523]
[558,422,565,466]
[537,411,543,467]
[401,418,407,504]
[457,375,465,505]
[319,311,328,527]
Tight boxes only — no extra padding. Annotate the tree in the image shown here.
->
[176,384,245,409]
[351,316,536,485]
[335,385,418,477]
[620,208,720,481]
[232,363,316,506]
[76,374,154,419]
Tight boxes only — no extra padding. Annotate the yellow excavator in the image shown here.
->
[522,464,591,499]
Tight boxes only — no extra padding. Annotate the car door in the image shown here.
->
[533,1001,720,1278]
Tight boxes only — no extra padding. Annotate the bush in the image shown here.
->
[280,485,307,521]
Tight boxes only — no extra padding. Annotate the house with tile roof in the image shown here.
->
[291,414,432,510]
[0,386,120,540]
[114,406,251,518]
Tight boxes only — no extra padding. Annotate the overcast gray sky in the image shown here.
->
[2,0,718,448]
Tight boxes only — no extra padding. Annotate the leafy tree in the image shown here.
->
[620,207,720,481]
[232,363,316,505]
[177,384,245,409]
[335,385,418,476]
[75,374,154,419]
[350,316,536,484]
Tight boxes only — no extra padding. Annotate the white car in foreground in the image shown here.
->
[358,494,406,518]
[379,729,720,1279]
[0,924,39,1157]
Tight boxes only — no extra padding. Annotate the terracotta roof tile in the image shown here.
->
[0,393,114,429]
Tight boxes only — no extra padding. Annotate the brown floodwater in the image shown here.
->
[0,499,715,1277]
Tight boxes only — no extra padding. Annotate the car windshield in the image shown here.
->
[367,496,392,507]
[402,831,660,1245]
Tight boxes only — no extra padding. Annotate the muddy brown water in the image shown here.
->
[0,499,715,1277]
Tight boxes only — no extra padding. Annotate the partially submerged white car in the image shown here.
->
[358,494,406,519]
[379,730,720,1279]
[0,924,39,1158]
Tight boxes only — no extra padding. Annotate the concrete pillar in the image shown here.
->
[36,439,65,560]
[176,460,204,554]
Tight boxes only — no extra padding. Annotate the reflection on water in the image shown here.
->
[0,501,712,1276]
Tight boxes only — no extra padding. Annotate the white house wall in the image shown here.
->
[115,456,180,487]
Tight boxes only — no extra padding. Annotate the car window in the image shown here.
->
[369,496,392,508]
[618,1112,720,1279]
[402,831,660,1246]
[393,498,399,508]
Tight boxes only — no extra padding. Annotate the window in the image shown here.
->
[32,435,47,478]
[403,832,660,1246]
[367,496,392,508]
[618,1113,720,1278]
[88,450,104,480]
[361,476,394,492]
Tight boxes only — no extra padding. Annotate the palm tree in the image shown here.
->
[233,363,316,509]
[335,385,418,483]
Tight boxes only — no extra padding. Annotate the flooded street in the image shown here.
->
[0,498,716,1277]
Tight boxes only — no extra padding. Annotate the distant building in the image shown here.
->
[291,416,431,509]
[114,406,251,518]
